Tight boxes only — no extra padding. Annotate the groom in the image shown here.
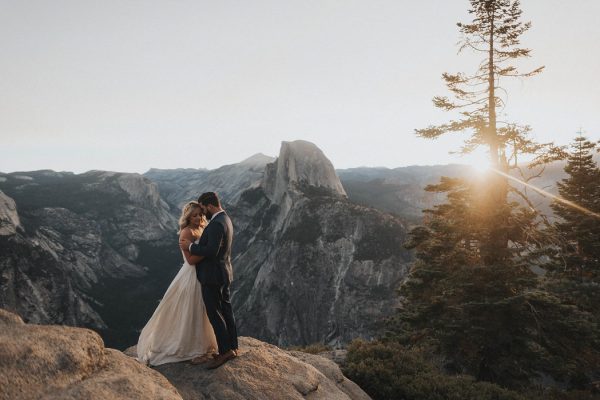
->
[179,191,238,369]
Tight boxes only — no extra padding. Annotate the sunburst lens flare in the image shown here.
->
[488,168,600,220]
[471,162,491,174]
[461,149,492,175]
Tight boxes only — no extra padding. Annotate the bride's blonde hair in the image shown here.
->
[178,201,206,233]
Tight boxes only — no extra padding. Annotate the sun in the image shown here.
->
[462,149,492,174]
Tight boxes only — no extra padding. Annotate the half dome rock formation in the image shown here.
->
[0,308,180,400]
[263,140,347,208]
[0,190,20,236]
[125,337,371,400]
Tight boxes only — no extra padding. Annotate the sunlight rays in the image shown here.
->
[488,168,600,220]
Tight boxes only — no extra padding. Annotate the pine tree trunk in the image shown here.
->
[485,6,510,263]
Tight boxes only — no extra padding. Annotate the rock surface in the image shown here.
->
[0,190,20,235]
[0,308,181,400]
[263,140,347,208]
[125,337,371,400]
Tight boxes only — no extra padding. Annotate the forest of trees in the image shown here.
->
[343,1,600,399]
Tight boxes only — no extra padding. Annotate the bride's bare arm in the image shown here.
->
[179,228,204,265]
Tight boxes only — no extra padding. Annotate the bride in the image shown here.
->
[137,201,217,366]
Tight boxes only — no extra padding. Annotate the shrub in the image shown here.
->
[343,339,526,400]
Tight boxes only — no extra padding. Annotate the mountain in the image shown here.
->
[144,153,275,208]
[337,157,587,222]
[0,170,180,349]
[228,141,411,346]
[337,164,476,223]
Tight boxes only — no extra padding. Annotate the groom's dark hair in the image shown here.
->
[198,192,221,208]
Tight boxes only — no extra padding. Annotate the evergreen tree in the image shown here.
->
[551,135,600,279]
[415,0,561,258]
[545,135,600,352]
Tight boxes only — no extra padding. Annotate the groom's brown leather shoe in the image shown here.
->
[206,349,236,370]
[190,354,214,365]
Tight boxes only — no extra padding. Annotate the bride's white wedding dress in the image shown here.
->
[137,240,217,366]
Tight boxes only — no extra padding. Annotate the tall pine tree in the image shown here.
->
[545,135,600,354]
[551,135,600,279]
[415,0,561,259]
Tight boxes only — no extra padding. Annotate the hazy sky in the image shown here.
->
[1,0,599,173]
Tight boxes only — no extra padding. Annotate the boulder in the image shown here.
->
[0,309,181,400]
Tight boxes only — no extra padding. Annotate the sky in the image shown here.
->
[1,0,599,173]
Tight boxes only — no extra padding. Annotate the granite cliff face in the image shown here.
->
[0,171,180,348]
[263,141,347,206]
[0,190,20,236]
[229,141,411,346]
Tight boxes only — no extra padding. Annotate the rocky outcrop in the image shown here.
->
[125,337,371,400]
[0,308,181,400]
[0,308,370,400]
[0,171,180,349]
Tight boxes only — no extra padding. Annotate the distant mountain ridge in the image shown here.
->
[337,164,477,223]
[336,156,589,222]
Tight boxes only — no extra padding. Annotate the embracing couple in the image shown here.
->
[137,192,238,369]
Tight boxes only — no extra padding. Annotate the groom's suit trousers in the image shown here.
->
[201,282,239,354]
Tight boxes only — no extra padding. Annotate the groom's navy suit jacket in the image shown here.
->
[190,211,233,286]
